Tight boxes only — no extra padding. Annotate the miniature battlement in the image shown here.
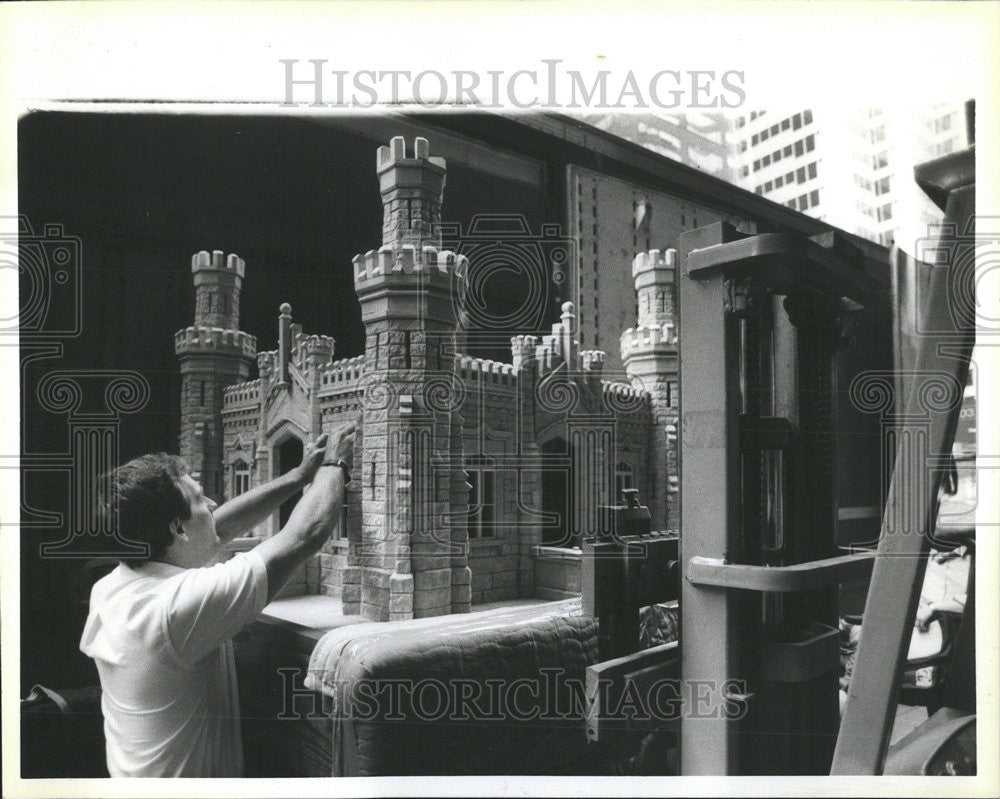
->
[620,322,678,359]
[222,379,262,407]
[257,349,277,377]
[580,349,606,376]
[353,244,469,285]
[601,380,651,409]
[191,249,246,278]
[294,332,336,363]
[377,136,446,181]
[535,302,579,377]
[456,354,517,386]
[632,248,677,280]
[174,325,256,356]
[510,334,539,370]
[319,355,366,388]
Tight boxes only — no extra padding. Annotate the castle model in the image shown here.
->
[176,136,678,621]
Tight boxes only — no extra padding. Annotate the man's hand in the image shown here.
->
[255,421,356,602]
[323,421,356,473]
[915,603,941,632]
[293,433,329,486]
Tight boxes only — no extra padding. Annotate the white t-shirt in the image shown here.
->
[80,551,269,777]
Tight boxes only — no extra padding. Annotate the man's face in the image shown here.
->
[176,474,220,555]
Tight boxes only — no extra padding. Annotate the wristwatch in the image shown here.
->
[322,459,352,483]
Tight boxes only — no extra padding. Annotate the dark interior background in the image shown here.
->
[18,112,552,694]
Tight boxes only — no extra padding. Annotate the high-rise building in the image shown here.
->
[580,112,733,181]
[729,102,972,249]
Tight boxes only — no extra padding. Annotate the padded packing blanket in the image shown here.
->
[305,598,598,776]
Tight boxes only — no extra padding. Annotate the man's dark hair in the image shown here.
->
[109,453,192,563]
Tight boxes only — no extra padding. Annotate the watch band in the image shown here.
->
[322,459,352,483]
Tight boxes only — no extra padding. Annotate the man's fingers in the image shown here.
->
[312,432,329,449]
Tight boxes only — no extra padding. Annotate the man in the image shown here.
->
[80,424,354,777]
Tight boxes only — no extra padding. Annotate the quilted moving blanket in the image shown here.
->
[305,598,598,776]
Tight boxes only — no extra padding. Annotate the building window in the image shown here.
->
[798,195,808,211]
[803,109,813,125]
[810,189,820,206]
[762,154,771,167]
[872,151,888,170]
[796,166,806,183]
[794,140,804,157]
[232,460,250,497]
[874,176,891,196]
[741,165,749,177]
[781,119,790,131]
[199,380,206,406]
[934,114,952,133]
[466,458,496,539]
[773,149,782,163]
[770,124,779,136]
[783,145,792,157]
[786,171,794,184]
[739,141,747,153]
[870,125,885,144]
[615,462,635,503]
[877,204,893,222]
[805,134,815,152]
[753,159,761,171]
[752,134,759,146]
[793,113,802,130]
[764,180,773,192]
[775,176,784,188]
[808,162,818,180]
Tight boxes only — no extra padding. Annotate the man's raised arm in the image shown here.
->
[253,422,355,602]
[211,433,331,543]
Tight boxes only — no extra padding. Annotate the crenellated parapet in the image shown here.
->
[222,379,262,409]
[621,249,679,380]
[510,335,539,372]
[377,136,447,250]
[533,302,606,379]
[174,325,257,357]
[353,244,469,283]
[256,350,277,380]
[632,248,677,330]
[353,244,468,327]
[294,332,336,370]
[601,380,651,411]
[456,354,517,387]
[620,321,677,360]
[580,349,606,378]
[177,249,255,500]
[190,250,246,330]
[191,249,246,277]
[318,354,365,392]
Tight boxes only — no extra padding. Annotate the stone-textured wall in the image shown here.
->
[621,249,679,532]
[352,136,471,621]
[176,250,256,499]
